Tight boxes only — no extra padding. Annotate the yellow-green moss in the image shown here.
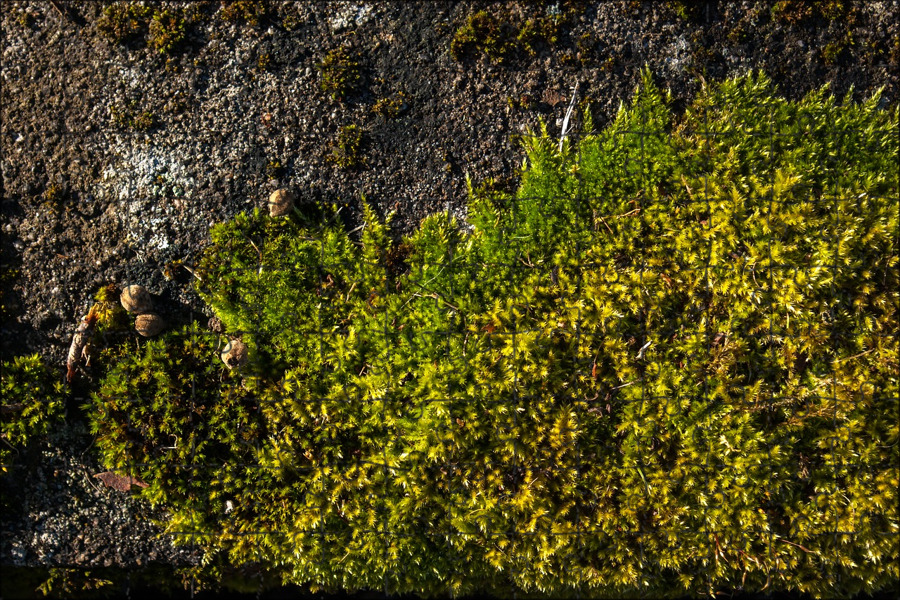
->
[220,0,267,27]
[87,72,899,597]
[96,2,151,45]
[316,45,361,101]
[329,124,364,169]
[110,100,154,131]
[148,8,185,55]
[372,92,408,118]
[1,355,64,470]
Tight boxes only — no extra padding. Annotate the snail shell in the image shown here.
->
[135,313,165,337]
[221,339,248,369]
[267,188,295,217]
[120,285,153,314]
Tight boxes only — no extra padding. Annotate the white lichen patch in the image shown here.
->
[99,144,197,255]
[329,2,374,32]
[662,35,692,78]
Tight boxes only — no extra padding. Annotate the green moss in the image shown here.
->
[281,14,300,31]
[330,124,364,169]
[507,93,535,111]
[96,2,151,45]
[669,0,705,20]
[372,92,408,118]
[92,284,129,335]
[818,0,847,20]
[574,32,599,65]
[450,6,577,64]
[822,40,841,65]
[726,23,750,45]
[109,100,154,131]
[182,1,217,25]
[450,10,516,63]
[265,159,283,179]
[17,10,36,29]
[88,72,899,597]
[1,566,203,599]
[42,183,65,205]
[316,45,361,102]
[35,568,113,598]
[97,3,190,55]
[84,322,268,531]
[770,0,850,24]
[771,0,813,23]
[220,0,267,27]
[1,354,65,470]
[148,8,185,55]
[823,32,854,66]
[517,14,560,55]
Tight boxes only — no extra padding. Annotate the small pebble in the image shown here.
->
[120,285,153,314]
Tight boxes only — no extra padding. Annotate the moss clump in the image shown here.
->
[316,45,361,101]
[148,8,185,55]
[281,13,300,31]
[669,0,704,21]
[42,182,65,206]
[97,3,189,56]
[451,8,565,63]
[220,0,267,27]
[329,124,364,169]
[110,101,154,131]
[17,10,36,29]
[35,568,113,597]
[450,10,516,63]
[507,93,535,111]
[770,0,850,24]
[372,92,408,118]
[516,14,560,54]
[92,284,129,336]
[85,322,266,523]
[96,2,151,45]
[822,33,854,66]
[89,72,898,597]
[1,354,64,470]
[265,159,283,179]
[256,52,272,72]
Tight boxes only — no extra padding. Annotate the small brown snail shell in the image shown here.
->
[135,313,165,337]
[120,285,153,314]
[221,339,248,369]
[267,188,295,217]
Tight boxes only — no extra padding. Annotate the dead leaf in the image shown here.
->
[94,471,149,492]
[541,89,566,106]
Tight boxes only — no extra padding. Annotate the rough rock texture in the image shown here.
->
[1,0,897,574]
[1,420,200,569]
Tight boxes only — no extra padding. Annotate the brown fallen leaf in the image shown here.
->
[94,471,149,492]
[542,89,567,107]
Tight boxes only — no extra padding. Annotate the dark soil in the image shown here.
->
[1,0,897,590]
